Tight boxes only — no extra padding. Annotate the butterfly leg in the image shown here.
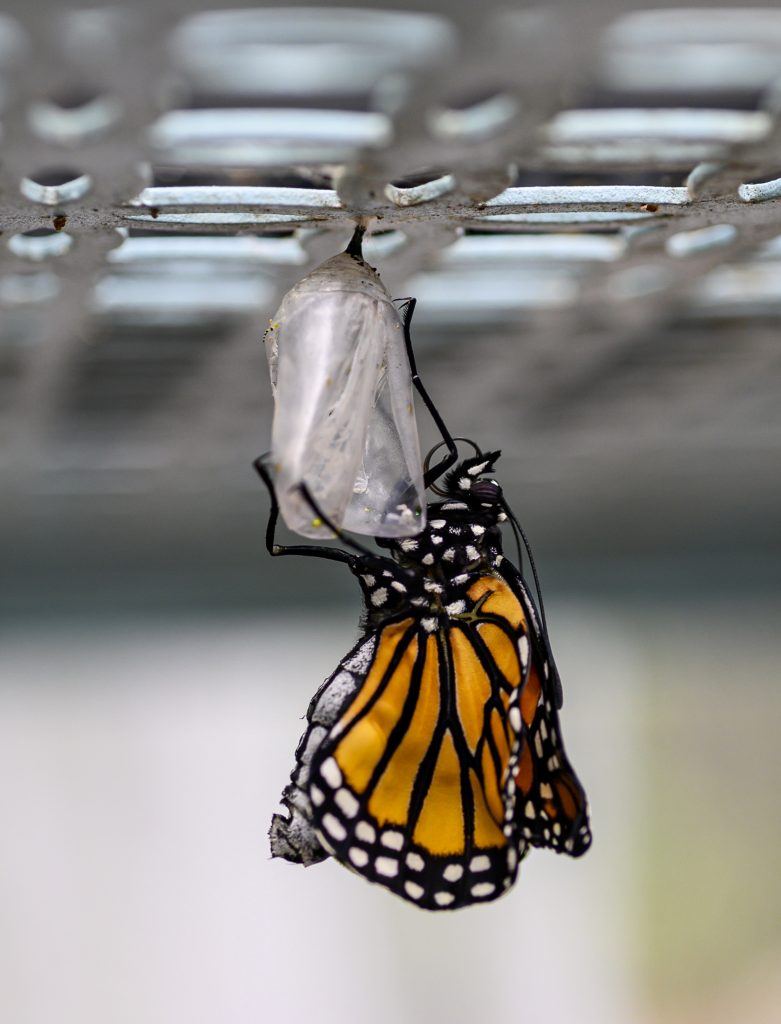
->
[396,297,459,489]
[253,456,358,567]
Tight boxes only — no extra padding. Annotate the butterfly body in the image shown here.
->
[268,451,591,910]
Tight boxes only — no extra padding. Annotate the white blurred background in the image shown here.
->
[2,596,779,1024]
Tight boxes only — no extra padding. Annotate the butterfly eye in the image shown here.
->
[470,479,502,502]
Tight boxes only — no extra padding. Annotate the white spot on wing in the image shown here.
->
[404,881,424,900]
[381,830,404,851]
[446,600,466,615]
[322,814,346,841]
[371,587,388,607]
[435,891,455,906]
[375,856,398,878]
[349,847,369,867]
[430,519,446,528]
[310,785,324,806]
[335,788,359,818]
[355,821,376,843]
[519,635,529,666]
[421,617,437,632]
[443,864,463,882]
[470,855,491,872]
[406,852,425,871]
[321,757,342,789]
[509,707,522,732]
[471,882,496,897]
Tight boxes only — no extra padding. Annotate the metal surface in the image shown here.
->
[2,2,781,596]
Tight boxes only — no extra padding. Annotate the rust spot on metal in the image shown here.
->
[52,214,68,231]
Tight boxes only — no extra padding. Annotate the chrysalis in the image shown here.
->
[264,229,426,538]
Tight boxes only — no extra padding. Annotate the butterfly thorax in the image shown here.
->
[357,484,509,631]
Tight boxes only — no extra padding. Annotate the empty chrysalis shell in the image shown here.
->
[265,234,426,539]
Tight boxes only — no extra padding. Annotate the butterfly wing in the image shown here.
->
[271,565,590,907]
[499,568,593,856]
[307,599,527,911]
[270,632,377,866]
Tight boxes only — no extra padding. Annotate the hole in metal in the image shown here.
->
[20,169,92,205]
[27,92,122,143]
[429,92,519,141]
[8,229,74,260]
[666,223,737,257]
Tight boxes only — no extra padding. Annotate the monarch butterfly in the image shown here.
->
[256,300,591,911]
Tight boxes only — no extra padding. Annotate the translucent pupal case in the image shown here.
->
[265,247,426,539]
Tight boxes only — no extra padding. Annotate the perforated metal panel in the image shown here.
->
[2,2,781,588]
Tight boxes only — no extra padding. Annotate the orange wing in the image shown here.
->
[499,572,592,856]
[308,579,530,910]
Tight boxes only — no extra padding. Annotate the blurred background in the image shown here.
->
[1,1,780,1022]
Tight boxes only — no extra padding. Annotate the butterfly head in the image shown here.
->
[443,449,503,507]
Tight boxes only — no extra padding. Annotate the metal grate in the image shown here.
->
[2,1,781,565]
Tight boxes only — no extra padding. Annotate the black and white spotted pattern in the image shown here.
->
[269,635,376,866]
[307,747,527,910]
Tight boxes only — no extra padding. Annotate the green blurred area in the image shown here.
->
[636,604,781,1024]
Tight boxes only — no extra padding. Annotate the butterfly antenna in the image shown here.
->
[505,506,525,576]
[503,502,550,637]
[396,298,459,489]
